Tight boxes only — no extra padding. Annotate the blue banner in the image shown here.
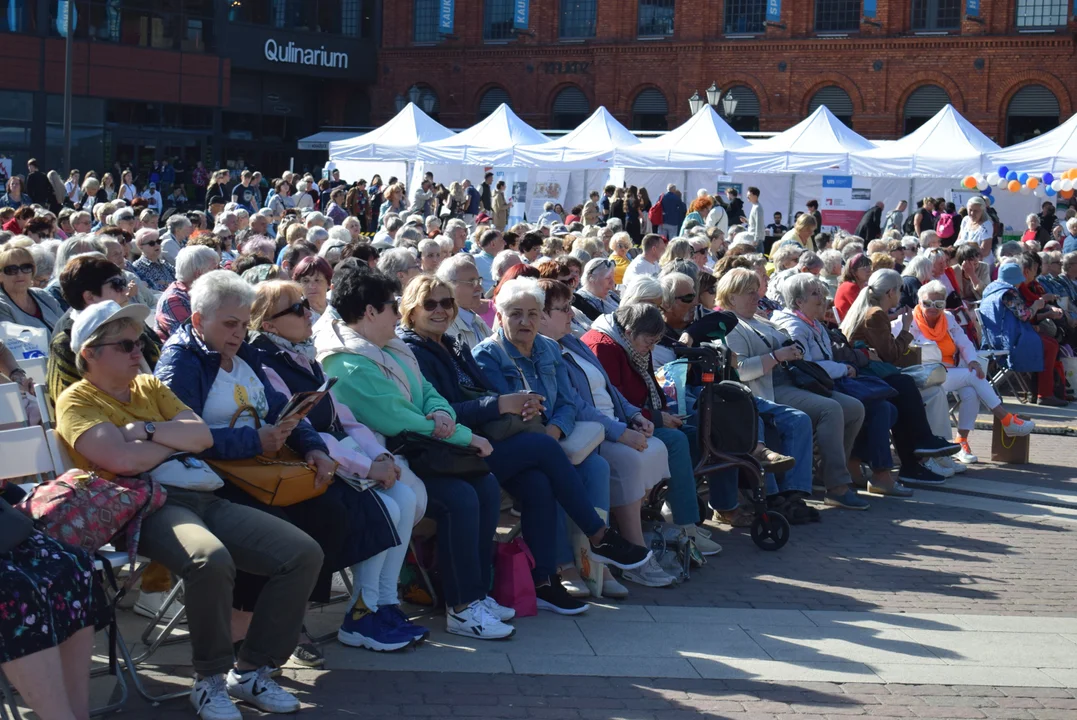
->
[513,0,528,30]
[765,0,781,23]
[863,0,877,18]
[438,0,453,34]
[966,0,980,16]
[822,176,852,189]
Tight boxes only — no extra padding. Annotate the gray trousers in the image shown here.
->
[772,386,865,490]
[138,488,323,677]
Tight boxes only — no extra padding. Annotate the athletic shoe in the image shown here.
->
[134,590,186,624]
[691,531,723,557]
[446,601,515,640]
[823,488,870,510]
[480,595,516,623]
[913,437,962,458]
[954,440,978,465]
[588,527,652,571]
[1001,413,1035,437]
[559,571,590,599]
[226,667,301,714]
[898,464,947,485]
[338,610,414,652]
[289,642,324,668]
[866,481,914,497]
[923,457,954,478]
[621,556,677,588]
[536,577,589,615]
[601,575,629,599]
[937,456,966,474]
[376,605,430,642]
[191,674,241,720]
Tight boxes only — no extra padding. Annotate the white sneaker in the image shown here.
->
[191,675,241,720]
[621,556,676,588]
[954,441,978,465]
[601,574,629,599]
[446,601,515,640]
[923,457,954,478]
[939,456,967,474]
[558,568,590,598]
[690,531,722,556]
[1002,415,1036,437]
[480,595,516,623]
[226,667,301,714]
[133,590,186,624]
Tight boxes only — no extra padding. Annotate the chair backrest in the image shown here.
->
[45,428,73,474]
[0,383,25,427]
[34,384,54,429]
[20,356,46,386]
[0,426,57,480]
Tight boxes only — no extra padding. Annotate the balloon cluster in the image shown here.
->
[964,167,1077,200]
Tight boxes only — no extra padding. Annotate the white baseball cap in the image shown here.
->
[71,300,150,356]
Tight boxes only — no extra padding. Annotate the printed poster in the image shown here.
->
[528,171,569,220]
[821,175,871,233]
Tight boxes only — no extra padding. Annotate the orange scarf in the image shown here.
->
[914,304,957,366]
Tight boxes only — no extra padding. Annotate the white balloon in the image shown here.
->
[1064,179,1074,192]
[1020,186,1031,195]
[976,180,988,191]
[1051,179,1063,191]
[987,173,1000,184]
[1033,188,1042,197]
[997,176,1010,188]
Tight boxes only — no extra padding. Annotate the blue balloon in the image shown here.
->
[1043,172,1055,185]
[982,186,992,196]
[998,166,1009,176]
[1018,172,1029,184]
[1006,171,1018,181]
[1046,187,1057,196]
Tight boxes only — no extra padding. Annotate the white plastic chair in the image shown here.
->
[0,383,26,428]
[19,356,46,386]
[0,426,55,481]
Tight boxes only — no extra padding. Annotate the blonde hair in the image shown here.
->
[659,238,692,266]
[251,280,303,331]
[870,251,895,272]
[399,274,456,329]
[0,245,34,271]
[714,267,761,309]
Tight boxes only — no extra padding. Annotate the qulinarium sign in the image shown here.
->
[264,39,348,70]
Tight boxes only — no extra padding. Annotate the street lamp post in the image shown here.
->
[688,82,737,121]
[688,91,704,115]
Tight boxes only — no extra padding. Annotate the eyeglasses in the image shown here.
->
[921,299,946,309]
[453,277,483,288]
[422,298,455,312]
[270,297,310,320]
[91,338,144,354]
[2,263,34,276]
[675,293,697,304]
[549,305,573,315]
[140,240,160,248]
[103,276,128,293]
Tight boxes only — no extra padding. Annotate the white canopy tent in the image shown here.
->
[515,107,638,169]
[850,105,998,178]
[327,103,454,187]
[617,105,750,171]
[987,111,1077,174]
[417,104,549,166]
[729,106,876,174]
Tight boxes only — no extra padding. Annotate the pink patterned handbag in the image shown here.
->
[16,469,167,569]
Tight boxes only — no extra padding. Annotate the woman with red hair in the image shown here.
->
[681,195,714,235]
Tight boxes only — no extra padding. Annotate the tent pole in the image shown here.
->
[788,174,796,230]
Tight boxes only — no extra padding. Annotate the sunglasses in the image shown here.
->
[675,293,697,303]
[921,299,946,309]
[422,298,455,312]
[270,297,310,320]
[104,276,128,293]
[693,248,708,256]
[91,338,144,354]
[383,300,400,315]
[2,263,34,276]
[140,240,160,248]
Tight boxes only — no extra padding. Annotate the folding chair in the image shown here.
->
[973,308,1033,403]
[0,383,26,429]
[19,357,46,387]
[35,382,54,431]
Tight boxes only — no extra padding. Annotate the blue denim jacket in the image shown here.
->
[473,329,579,437]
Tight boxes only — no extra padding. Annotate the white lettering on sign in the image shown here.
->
[264,39,349,70]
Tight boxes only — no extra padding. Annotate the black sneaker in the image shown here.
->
[913,436,961,458]
[535,577,589,616]
[588,528,651,571]
[897,464,947,485]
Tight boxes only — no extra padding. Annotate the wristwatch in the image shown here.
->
[144,422,157,443]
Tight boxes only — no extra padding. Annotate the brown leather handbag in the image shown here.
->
[207,406,332,507]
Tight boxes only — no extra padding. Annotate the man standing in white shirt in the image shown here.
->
[622,233,664,286]
[746,186,764,252]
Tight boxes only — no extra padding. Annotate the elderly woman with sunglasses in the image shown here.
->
[0,245,63,339]
[248,279,428,653]
[400,276,649,607]
[132,228,176,293]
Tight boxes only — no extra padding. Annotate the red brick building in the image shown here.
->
[377,0,1077,145]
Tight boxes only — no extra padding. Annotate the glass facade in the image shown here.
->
[227,0,371,37]
[45,0,216,52]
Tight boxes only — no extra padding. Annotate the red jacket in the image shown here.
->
[833,280,861,321]
[581,328,665,421]
[1,218,21,234]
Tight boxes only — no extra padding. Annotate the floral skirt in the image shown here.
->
[0,530,110,664]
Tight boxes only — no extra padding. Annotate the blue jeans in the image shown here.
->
[654,424,723,521]
[553,450,610,566]
[756,397,814,496]
[421,472,501,608]
[852,398,899,470]
[486,433,604,580]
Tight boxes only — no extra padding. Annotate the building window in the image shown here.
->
[808,86,854,127]
[3,0,32,33]
[903,85,950,134]
[632,88,668,131]
[724,0,766,34]
[1006,84,1060,145]
[414,0,440,42]
[638,0,674,37]
[478,88,512,121]
[47,0,215,52]
[814,0,860,32]
[560,0,597,38]
[484,0,515,40]
[228,0,364,35]
[911,0,961,30]
[722,86,761,132]
[551,87,590,128]
[1016,0,1069,28]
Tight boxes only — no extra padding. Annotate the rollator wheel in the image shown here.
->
[750,511,790,551]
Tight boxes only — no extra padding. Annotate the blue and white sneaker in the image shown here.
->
[376,605,430,642]
[338,610,415,652]
[446,601,515,640]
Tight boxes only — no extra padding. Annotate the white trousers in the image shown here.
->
[942,367,1002,432]
[349,480,418,611]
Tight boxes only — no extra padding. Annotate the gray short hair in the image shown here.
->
[385,216,405,233]
[917,279,948,301]
[771,244,804,268]
[327,226,351,245]
[418,237,442,256]
[28,245,54,278]
[176,245,222,284]
[901,254,933,283]
[781,273,827,310]
[796,250,823,271]
[436,253,477,283]
[620,275,664,306]
[445,218,468,235]
[304,212,327,228]
[307,227,329,247]
[919,230,939,249]
[614,302,665,338]
[1063,251,1077,271]
[659,272,695,309]
[377,247,417,276]
[491,250,523,282]
[395,226,425,249]
[841,242,864,261]
[54,235,102,279]
[167,213,192,233]
[494,277,544,314]
[819,249,843,274]
[190,269,255,318]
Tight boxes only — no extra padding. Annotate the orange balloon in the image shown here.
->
[1028,177,1040,189]
[1062,189,1075,199]
[1008,180,1022,192]
[963,176,977,189]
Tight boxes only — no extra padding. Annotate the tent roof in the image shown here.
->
[729,106,876,173]
[328,103,454,161]
[418,104,549,165]
[300,131,359,151]
[987,111,1077,174]
[515,107,639,168]
[616,105,750,171]
[850,105,999,177]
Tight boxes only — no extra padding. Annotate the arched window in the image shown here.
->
[407,84,441,122]
[903,85,950,134]
[722,85,760,132]
[808,86,854,128]
[1006,84,1061,145]
[560,0,596,38]
[551,87,590,129]
[632,88,668,131]
[478,87,512,121]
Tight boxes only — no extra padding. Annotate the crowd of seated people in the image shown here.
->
[1,165,1071,719]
